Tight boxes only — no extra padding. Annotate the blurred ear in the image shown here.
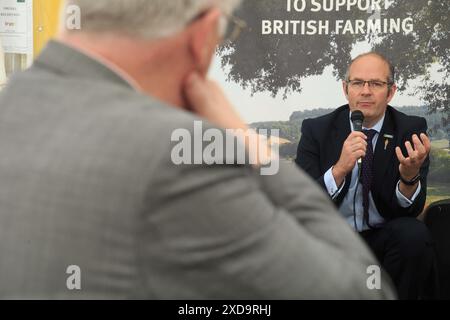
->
[386,83,397,103]
[342,81,349,100]
[188,8,222,76]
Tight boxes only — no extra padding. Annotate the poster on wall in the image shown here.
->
[0,0,33,55]
[210,0,449,202]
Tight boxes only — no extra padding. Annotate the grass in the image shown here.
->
[431,139,449,150]
[426,195,448,206]
[423,139,449,206]
[426,182,450,206]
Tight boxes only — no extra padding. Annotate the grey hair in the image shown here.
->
[63,0,242,39]
[344,52,396,85]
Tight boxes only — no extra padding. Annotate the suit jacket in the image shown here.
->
[295,104,429,221]
[0,41,395,299]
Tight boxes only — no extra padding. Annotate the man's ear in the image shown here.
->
[188,8,222,76]
[342,81,349,100]
[386,84,397,103]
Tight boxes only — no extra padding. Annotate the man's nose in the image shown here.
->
[361,82,372,95]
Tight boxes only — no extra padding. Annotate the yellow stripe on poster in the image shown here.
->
[33,0,62,57]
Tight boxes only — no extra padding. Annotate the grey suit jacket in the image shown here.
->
[0,41,395,299]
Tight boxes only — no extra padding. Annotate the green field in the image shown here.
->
[431,139,449,150]
[426,183,450,206]
[427,139,449,205]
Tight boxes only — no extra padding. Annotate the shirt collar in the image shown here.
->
[349,112,385,134]
[68,43,141,92]
[42,40,141,92]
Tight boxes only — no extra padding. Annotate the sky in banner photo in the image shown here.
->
[210,41,445,123]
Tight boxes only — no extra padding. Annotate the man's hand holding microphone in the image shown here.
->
[332,111,367,187]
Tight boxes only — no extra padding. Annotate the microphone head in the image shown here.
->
[350,110,364,122]
[351,110,364,132]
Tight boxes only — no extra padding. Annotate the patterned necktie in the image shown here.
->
[361,129,377,228]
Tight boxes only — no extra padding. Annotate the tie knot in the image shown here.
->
[363,129,377,140]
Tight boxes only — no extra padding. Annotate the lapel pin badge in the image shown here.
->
[383,134,394,150]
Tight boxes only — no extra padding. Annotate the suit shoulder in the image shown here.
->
[302,105,348,128]
[389,107,427,130]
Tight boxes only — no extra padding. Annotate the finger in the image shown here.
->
[350,131,367,140]
[412,134,426,155]
[420,133,431,153]
[401,156,412,169]
[352,143,367,152]
[184,72,213,112]
[352,137,367,147]
[356,150,366,159]
[405,141,417,160]
[395,146,406,163]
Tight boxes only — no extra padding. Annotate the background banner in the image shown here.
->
[211,0,449,204]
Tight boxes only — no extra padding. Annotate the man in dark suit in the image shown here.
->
[296,52,436,299]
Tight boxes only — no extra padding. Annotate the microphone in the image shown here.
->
[350,110,364,167]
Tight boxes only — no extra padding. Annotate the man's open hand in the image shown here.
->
[395,133,431,181]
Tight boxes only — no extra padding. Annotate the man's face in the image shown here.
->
[343,55,397,127]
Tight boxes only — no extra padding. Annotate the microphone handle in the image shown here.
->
[357,157,362,181]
